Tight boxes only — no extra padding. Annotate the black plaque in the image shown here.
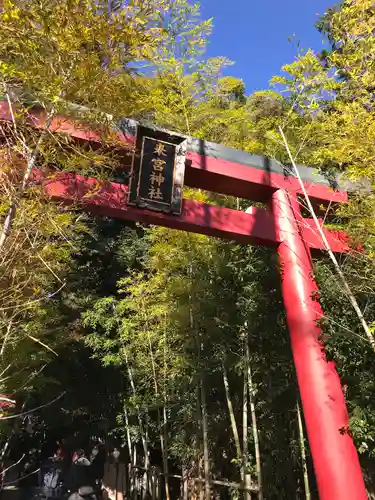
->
[129,126,187,214]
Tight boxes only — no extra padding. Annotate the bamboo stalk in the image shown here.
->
[123,405,132,466]
[248,356,263,500]
[189,259,210,499]
[279,125,375,351]
[200,380,211,499]
[143,300,171,500]
[222,363,242,465]
[243,340,251,500]
[297,400,311,500]
[123,349,149,469]
[0,63,75,252]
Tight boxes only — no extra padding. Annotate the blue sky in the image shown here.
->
[199,0,337,95]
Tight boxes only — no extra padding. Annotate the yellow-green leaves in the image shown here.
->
[266,0,375,251]
[0,0,213,121]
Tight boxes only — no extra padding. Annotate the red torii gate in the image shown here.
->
[0,102,367,500]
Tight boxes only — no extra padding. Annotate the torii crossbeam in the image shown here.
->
[0,101,367,500]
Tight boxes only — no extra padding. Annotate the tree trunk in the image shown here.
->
[181,467,189,500]
[193,344,210,500]
[195,390,204,500]
[200,379,211,500]
[248,356,263,500]
[222,363,242,467]
[123,350,149,469]
[143,413,150,499]
[1,321,12,357]
[143,304,171,500]
[188,260,210,499]
[162,324,171,500]
[124,405,133,465]
[242,341,251,500]
[160,405,171,500]
[297,400,311,500]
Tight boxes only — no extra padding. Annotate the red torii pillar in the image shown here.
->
[0,102,368,499]
[273,190,367,500]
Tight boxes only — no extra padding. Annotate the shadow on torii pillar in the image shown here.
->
[0,101,367,500]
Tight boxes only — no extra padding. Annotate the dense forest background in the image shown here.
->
[1,0,375,498]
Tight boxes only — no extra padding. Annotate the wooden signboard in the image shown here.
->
[128,126,187,214]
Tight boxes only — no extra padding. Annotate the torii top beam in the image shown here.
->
[0,101,350,252]
[131,121,347,206]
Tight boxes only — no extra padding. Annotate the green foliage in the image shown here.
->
[0,0,215,119]
[0,0,227,452]
[270,0,375,249]
[2,1,375,498]
[268,2,375,488]
[82,219,308,497]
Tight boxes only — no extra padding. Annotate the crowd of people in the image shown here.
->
[18,442,109,500]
